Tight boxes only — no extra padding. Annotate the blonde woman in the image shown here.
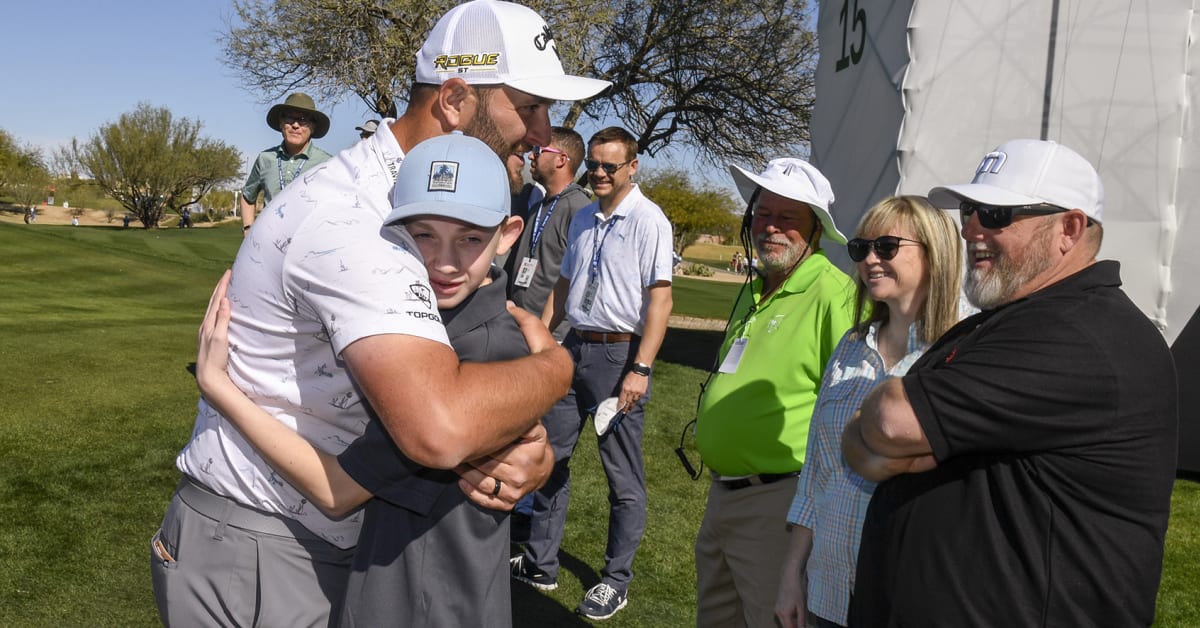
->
[776,196,964,628]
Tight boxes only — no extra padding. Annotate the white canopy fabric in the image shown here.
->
[811,0,1199,346]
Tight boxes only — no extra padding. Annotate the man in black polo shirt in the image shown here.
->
[842,139,1178,627]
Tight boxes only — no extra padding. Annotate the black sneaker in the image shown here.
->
[509,555,557,591]
[576,583,627,620]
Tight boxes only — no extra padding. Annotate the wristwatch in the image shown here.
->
[630,362,652,377]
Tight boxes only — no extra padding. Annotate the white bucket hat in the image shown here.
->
[928,139,1104,223]
[729,157,847,244]
[415,0,611,102]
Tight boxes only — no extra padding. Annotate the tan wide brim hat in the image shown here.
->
[266,92,331,139]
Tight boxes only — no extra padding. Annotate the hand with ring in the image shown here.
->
[456,422,554,511]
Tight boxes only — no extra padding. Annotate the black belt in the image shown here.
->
[713,471,800,491]
[574,329,634,343]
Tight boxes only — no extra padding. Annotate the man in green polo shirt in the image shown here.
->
[240,92,334,234]
[693,158,856,627]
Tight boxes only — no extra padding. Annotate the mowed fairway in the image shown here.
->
[0,221,1195,626]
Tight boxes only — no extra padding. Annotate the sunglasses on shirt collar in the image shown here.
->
[846,236,924,262]
[958,200,1071,229]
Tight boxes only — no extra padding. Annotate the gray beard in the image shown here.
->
[755,237,805,275]
[964,222,1055,309]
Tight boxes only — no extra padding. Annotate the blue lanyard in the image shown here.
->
[277,152,307,191]
[589,214,619,280]
[528,195,561,258]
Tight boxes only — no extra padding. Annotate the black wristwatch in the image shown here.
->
[630,362,652,377]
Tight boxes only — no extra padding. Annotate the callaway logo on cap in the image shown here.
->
[415,0,611,101]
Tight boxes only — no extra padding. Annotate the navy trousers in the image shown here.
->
[522,332,650,593]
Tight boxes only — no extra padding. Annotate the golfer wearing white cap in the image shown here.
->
[151,2,610,625]
[692,158,857,627]
[846,139,1177,626]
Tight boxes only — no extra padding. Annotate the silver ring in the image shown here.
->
[491,478,503,497]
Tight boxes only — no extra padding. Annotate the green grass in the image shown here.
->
[670,276,745,321]
[0,223,237,626]
[0,221,1196,626]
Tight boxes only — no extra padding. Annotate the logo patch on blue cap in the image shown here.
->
[428,161,459,192]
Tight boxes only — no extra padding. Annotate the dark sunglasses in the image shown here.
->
[846,236,924,262]
[530,145,569,161]
[959,200,1068,229]
[280,113,313,127]
[584,159,631,175]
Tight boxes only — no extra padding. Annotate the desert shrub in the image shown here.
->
[680,262,715,277]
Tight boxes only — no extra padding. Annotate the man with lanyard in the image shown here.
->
[511,126,674,620]
[505,125,590,340]
[692,158,857,627]
[240,92,334,234]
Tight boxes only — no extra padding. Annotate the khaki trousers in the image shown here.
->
[695,476,800,628]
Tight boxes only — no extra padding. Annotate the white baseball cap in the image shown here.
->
[415,0,611,102]
[385,131,511,228]
[929,139,1104,223]
[729,157,847,244]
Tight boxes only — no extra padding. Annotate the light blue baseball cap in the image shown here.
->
[385,131,511,228]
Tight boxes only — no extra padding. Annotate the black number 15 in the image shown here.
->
[836,0,866,72]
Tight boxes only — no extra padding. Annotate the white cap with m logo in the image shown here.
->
[929,139,1104,223]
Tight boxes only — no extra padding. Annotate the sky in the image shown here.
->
[0,0,728,195]
[2,1,398,174]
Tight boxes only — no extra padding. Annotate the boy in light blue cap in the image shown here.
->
[194,132,530,626]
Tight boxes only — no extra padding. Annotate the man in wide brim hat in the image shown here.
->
[692,156,858,627]
[266,92,331,138]
[241,92,334,232]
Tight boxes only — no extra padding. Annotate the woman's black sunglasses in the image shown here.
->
[959,201,1068,229]
[847,236,924,262]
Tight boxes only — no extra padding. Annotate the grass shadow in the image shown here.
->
[658,327,725,371]
[511,549,595,626]
[511,584,591,627]
[558,550,601,592]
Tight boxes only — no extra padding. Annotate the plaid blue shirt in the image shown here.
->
[787,322,927,625]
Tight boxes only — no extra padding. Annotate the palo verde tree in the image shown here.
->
[67,104,242,228]
[220,0,815,167]
[639,167,741,253]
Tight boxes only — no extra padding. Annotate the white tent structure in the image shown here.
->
[810,0,1199,471]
